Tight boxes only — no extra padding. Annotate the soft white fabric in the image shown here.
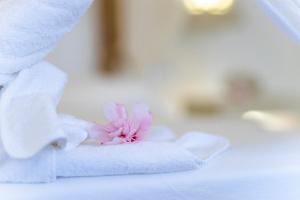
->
[0,148,55,183]
[58,114,93,151]
[0,0,231,185]
[0,132,229,183]
[0,0,93,159]
[1,121,300,200]
[1,62,67,158]
[56,143,200,178]
[0,0,93,74]
[259,0,300,43]
[175,132,230,161]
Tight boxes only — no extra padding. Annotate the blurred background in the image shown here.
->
[50,0,300,132]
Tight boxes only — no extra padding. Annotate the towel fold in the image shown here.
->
[0,132,229,183]
[0,62,90,159]
[1,62,66,159]
[0,0,93,159]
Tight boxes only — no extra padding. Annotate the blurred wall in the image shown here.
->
[47,1,101,76]
[49,0,300,98]
[122,0,300,98]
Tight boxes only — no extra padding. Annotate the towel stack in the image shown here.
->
[0,0,230,183]
[0,130,229,183]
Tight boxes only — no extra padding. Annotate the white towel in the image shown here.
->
[0,61,90,159]
[259,0,300,43]
[0,148,56,183]
[0,0,93,159]
[0,0,93,74]
[1,62,66,159]
[0,132,230,183]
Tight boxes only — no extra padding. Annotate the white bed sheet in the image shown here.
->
[1,119,300,200]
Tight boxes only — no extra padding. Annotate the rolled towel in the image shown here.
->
[0,132,230,183]
[0,0,94,159]
[0,0,93,74]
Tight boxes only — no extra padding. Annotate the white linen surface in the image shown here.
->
[1,120,300,200]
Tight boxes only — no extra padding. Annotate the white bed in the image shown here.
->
[1,119,300,200]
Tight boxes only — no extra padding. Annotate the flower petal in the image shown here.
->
[128,118,140,136]
[136,115,152,139]
[87,124,112,143]
[132,103,151,121]
[132,103,153,136]
[103,103,128,121]
[103,123,118,132]
[108,127,123,137]
[93,103,153,145]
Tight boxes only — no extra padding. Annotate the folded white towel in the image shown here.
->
[259,0,300,43]
[0,132,229,183]
[0,148,56,183]
[0,0,93,159]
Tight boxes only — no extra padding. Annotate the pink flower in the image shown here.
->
[88,103,152,145]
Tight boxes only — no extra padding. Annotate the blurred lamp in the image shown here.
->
[183,0,234,15]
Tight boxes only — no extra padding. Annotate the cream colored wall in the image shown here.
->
[122,0,300,97]
[47,2,100,76]
[49,0,300,98]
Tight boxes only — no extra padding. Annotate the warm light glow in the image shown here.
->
[243,110,299,131]
[183,0,234,15]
